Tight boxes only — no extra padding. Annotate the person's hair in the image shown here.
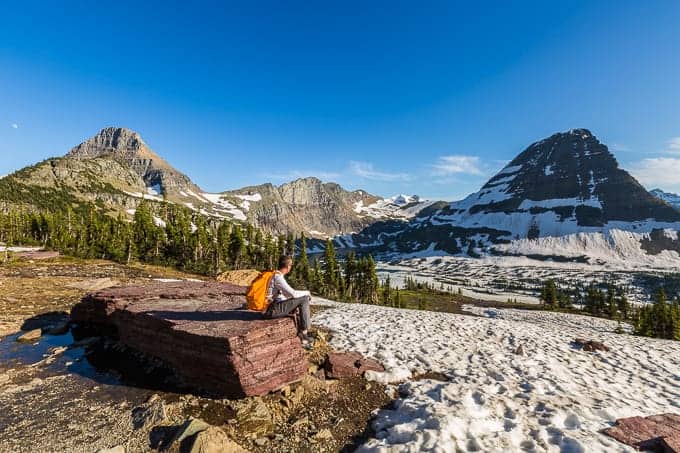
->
[278,255,293,270]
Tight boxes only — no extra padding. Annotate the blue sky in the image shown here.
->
[1,1,679,199]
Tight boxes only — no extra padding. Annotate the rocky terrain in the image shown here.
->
[0,257,394,453]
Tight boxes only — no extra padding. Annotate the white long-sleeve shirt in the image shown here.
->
[267,271,310,302]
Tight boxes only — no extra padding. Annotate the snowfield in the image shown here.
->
[312,300,680,452]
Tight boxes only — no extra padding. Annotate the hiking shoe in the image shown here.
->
[298,333,314,346]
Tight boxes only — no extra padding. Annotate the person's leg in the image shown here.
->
[264,295,312,334]
[264,296,307,320]
[298,295,311,332]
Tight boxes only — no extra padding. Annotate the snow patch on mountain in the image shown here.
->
[235,193,262,202]
[494,228,680,269]
[354,195,435,219]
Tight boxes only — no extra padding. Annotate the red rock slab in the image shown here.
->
[324,351,385,379]
[71,282,308,398]
[14,250,60,260]
[603,413,680,452]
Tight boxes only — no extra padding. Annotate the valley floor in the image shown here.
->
[312,299,680,452]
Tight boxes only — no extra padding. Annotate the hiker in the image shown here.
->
[247,255,314,347]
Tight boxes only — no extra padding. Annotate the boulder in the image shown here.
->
[70,281,308,397]
[603,413,680,451]
[324,351,385,379]
[574,338,610,352]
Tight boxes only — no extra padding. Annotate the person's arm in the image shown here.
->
[274,274,310,299]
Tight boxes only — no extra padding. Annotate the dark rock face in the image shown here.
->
[324,351,384,379]
[603,413,680,452]
[479,129,679,223]
[71,282,308,398]
[641,229,680,256]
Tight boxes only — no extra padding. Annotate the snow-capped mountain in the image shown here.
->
[650,188,680,210]
[343,129,680,266]
[354,194,436,220]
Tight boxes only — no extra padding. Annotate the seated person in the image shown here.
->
[263,255,313,347]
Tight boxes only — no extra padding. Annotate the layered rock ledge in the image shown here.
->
[70,281,308,398]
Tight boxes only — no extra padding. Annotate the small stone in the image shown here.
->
[190,426,248,453]
[300,375,325,394]
[281,385,291,397]
[254,437,268,446]
[514,345,525,355]
[312,428,334,442]
[292,386,305,405]
[236,398,274,437]
[131,398,166,430]
[168,418,211,447]
[292,416,309,428]
[49,346,68,356]
[17,329,41,342]
[95,446,125,453]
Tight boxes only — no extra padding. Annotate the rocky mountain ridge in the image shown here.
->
[0,127,432,237]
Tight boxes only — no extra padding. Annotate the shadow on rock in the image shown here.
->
[21,311,70,332]
[72,336,212,397]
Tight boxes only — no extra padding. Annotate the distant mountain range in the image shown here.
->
[2,126,679,266]
[650,188,680,210]
[0,127,432,238]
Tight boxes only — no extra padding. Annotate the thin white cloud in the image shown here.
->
[349,161,411,182]
[10,123,18,129]
[666,137,680,154]
[431,155,484,176]
[631,157,680,191]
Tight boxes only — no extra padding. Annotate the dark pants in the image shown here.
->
[264,295,311,332]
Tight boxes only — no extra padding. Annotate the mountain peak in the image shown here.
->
[66,127,156,161]
[66,127,196,193]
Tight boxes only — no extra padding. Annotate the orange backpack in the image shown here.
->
[246,270,275,311]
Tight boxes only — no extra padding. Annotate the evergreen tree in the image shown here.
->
[382,275,392,306]
[323,239,340,298]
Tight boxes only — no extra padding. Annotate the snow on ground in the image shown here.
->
[312,299,680,452]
